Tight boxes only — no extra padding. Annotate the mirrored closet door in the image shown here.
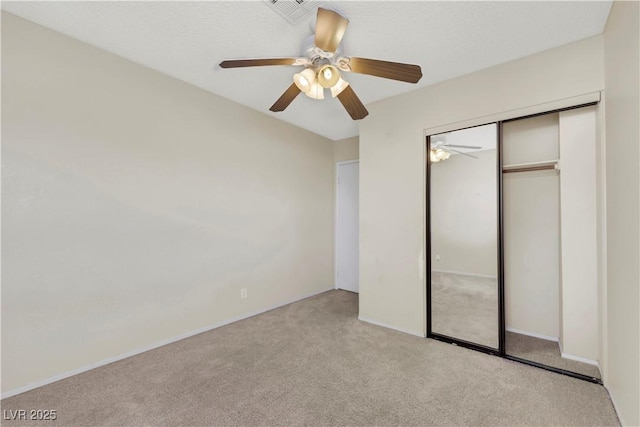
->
[427,103,601,383]
[427,123,500,350]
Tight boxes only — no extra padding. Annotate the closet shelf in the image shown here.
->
[503,159,559,174]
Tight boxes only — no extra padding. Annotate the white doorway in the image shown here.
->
[335,160,359,293]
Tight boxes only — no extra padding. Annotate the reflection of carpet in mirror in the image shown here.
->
[506,332,601,379]
[431,271,498,348]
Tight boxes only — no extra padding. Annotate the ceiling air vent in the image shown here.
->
[265,0,324,25]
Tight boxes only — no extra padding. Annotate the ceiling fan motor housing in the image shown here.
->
[301,34,343,63]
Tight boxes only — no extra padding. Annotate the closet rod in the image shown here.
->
[502,164,556,174]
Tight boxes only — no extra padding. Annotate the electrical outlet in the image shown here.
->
[435,255,440,261]
[241,288,247,299]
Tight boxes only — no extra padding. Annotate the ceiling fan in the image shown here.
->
[430,137,482,162]
[219,7,423,120]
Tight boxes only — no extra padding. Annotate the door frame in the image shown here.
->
[335,160,359,291]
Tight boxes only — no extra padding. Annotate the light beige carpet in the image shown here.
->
[431,271,499,348]
[506,331,601,379]
[431,271,599,379]
[1,290,619,426]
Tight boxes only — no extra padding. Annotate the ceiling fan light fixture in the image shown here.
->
[330,77,350,97]
[305,80,325,99]
[317,64,340,88]
[293,68,317,93]
[430,148,452,163]
[430,150,440,163]
[435,148,448,160]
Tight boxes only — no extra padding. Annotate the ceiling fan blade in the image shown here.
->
[315,8,349,53]
[269,83,301,112]
[219,58,299,68]
[449,149,479,159]
[445,144,482,149]
[336,86,369,120]
[347,57,423,83]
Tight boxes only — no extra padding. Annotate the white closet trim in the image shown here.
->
[424,92,600,137]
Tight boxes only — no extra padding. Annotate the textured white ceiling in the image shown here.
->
[2,1,612,141]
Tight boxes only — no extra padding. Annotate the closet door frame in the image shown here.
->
[425,101,600,384]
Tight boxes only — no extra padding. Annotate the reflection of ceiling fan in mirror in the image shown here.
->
[429,137,482,163]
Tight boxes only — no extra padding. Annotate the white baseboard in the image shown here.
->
[560,351,599,367]
[556,341,600,367]
[506,327,559,342]
[432,269,497,280]
[1,287,334,400]
[603,383,627,426]
[358,316,425,338]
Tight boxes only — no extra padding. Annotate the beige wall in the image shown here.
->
[559,107,599,362]
[503,114,560,340]
[334,137,359,163]
[359,35,604,336]
[1,13,334,394]
[603,1,640,425]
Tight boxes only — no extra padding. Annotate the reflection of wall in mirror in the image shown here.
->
[430,149,498,278]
